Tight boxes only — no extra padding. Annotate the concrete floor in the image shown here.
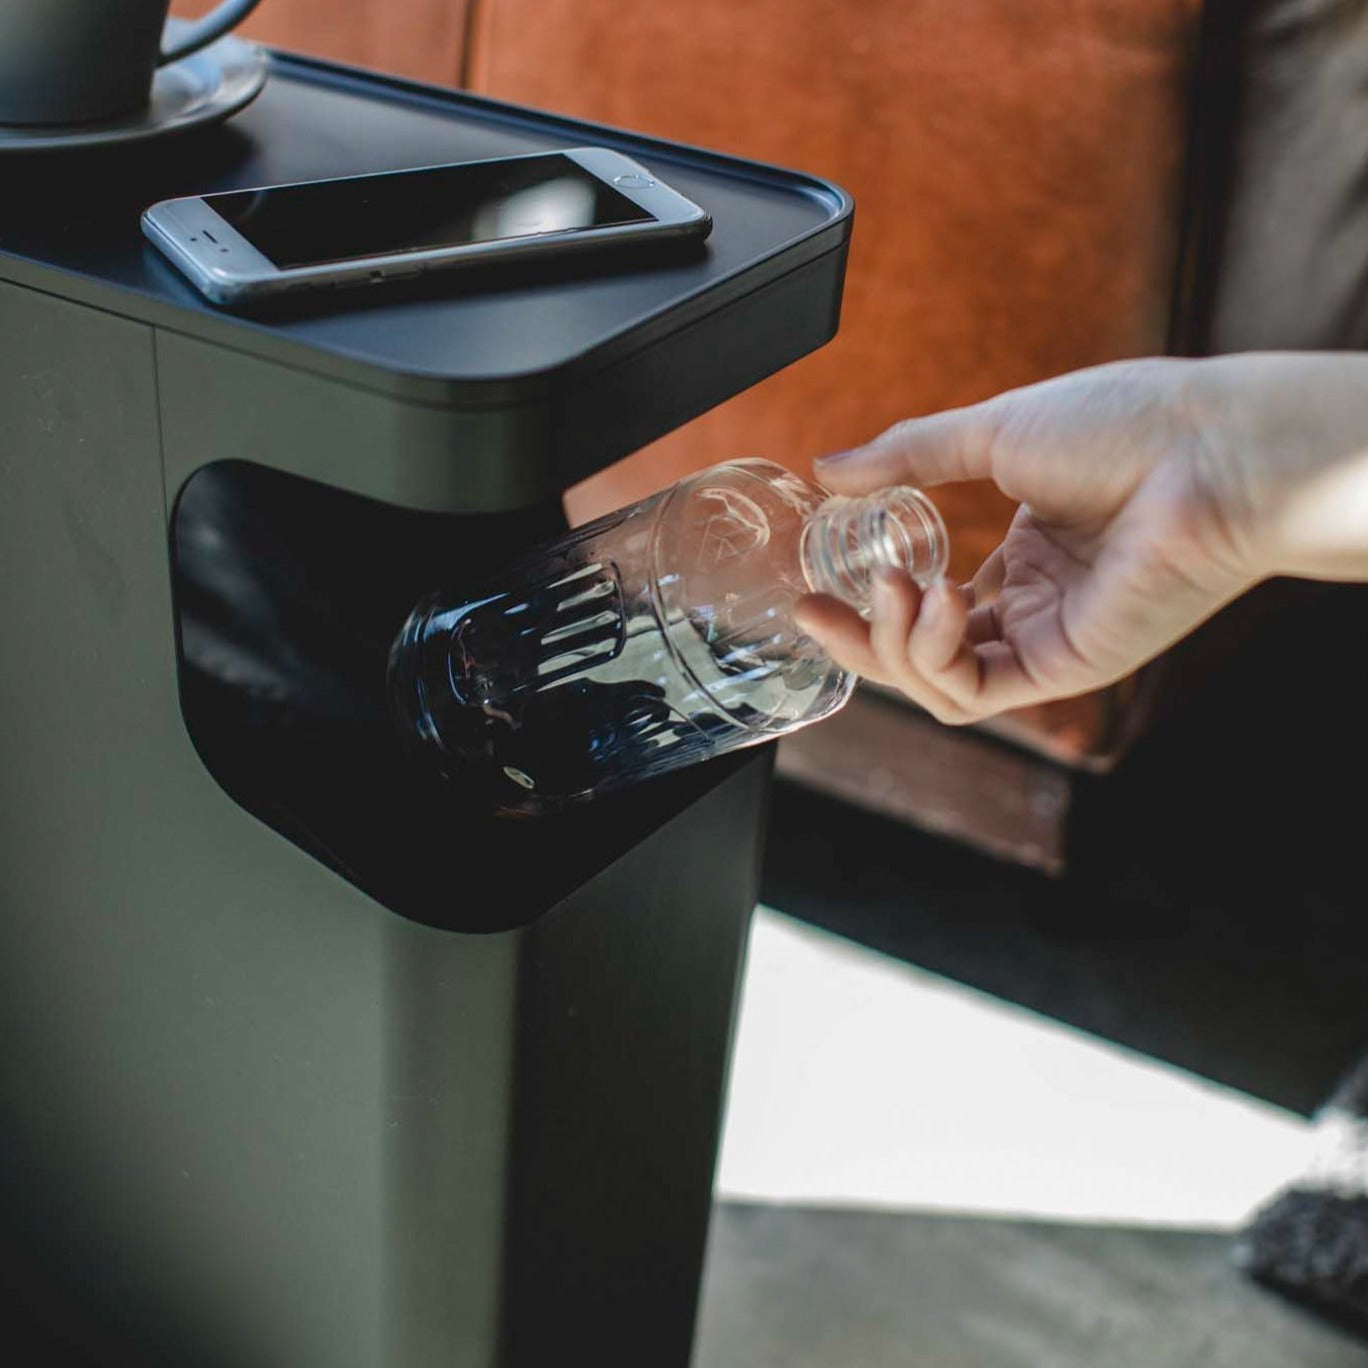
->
[689,906,1368,1366]
[694,1204,1368,1368]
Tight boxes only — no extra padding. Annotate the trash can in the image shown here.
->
[0,53,851,1368]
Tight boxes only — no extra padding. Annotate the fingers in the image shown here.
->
[967,545,1007,604]
[867,571,918,669]
[797,572,1005,724]
[862,576,975,719]
[895,577,983,721]
[965,601,1002,647]
[796,547,1064,722]
[793,593,889,684]
[813,403,999,496]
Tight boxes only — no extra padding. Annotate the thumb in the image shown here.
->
[813,402,998,495]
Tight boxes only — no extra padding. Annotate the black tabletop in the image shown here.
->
[0,54,851,405]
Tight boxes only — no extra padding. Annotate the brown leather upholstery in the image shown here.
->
[173,0,473,87]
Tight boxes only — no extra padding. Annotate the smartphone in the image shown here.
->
[141,147,712,307]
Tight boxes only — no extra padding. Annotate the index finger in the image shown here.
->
[813,402,999,495]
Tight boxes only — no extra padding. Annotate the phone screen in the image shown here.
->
[203,153,656,270]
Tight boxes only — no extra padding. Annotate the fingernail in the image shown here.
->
[872,569,899,614]
[920,580,944,626]
[814,448,856,469]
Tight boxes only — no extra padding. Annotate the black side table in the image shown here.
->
[0,53,851,1368]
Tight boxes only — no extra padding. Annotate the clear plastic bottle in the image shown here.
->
[388,458,947,815]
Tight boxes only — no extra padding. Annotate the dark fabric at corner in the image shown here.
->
[1235,1050,1368,1336]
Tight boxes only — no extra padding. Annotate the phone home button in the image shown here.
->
[613,173,654,189]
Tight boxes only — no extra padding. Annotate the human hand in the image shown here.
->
[795,353,1368,723]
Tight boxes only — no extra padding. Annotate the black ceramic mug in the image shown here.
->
[0,0,263,126]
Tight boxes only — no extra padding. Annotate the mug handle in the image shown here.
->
[159,0,264,66]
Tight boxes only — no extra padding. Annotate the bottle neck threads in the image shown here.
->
[799,486,949,615]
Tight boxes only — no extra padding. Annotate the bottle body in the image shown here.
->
[389,459,946,815]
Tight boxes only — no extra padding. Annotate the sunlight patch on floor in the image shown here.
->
[714,907,1312,1229]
